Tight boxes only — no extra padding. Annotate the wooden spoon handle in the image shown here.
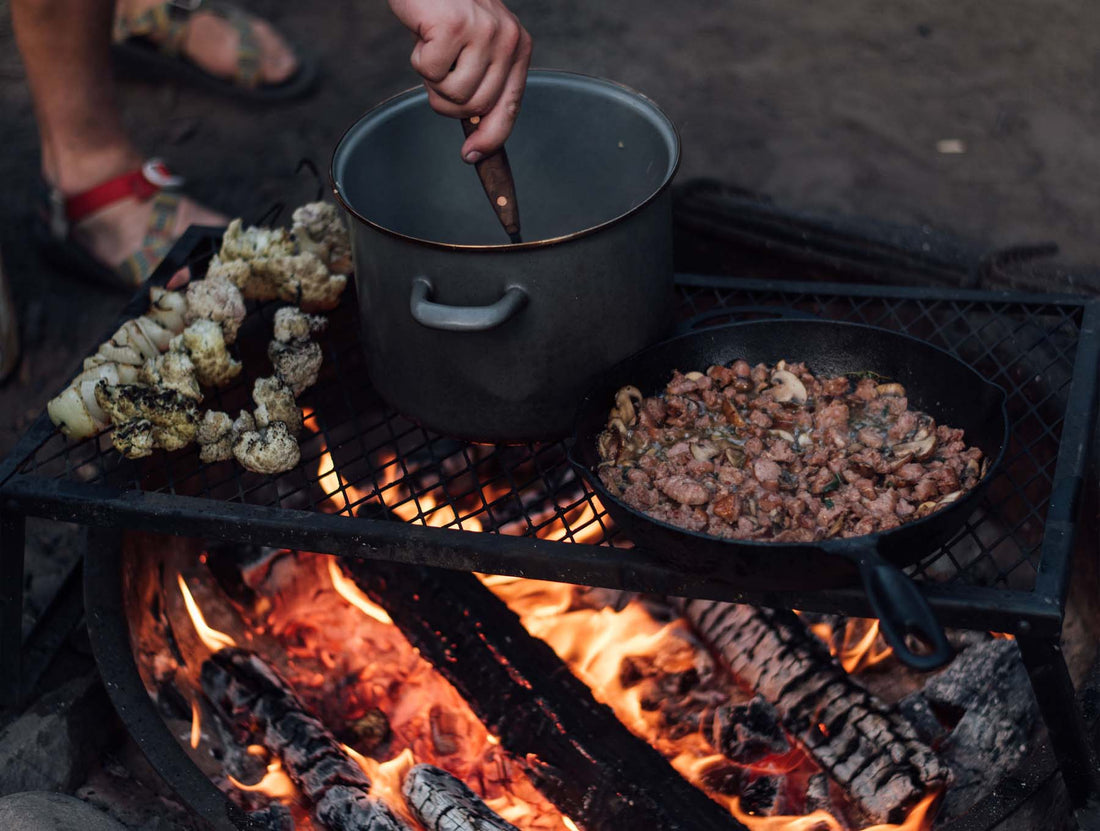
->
[462,118,521,241]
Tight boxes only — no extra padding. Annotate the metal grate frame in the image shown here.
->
[1,227,1097,638]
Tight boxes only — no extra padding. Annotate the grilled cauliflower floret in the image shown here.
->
[195,410,237,463]
[185,272,246,343]
[147,288,188,334]
[112,419,155,459]
[233,420,300,474]
[268,339,322,396]
[172,319,241,388]
[94,382,200,453]
[245,252,346,311]
[252,376,302,435]
[291,201,352,275]
[272,306,327,344]
[205,255,252,288]
[141,351,201,401]
[219,218,296,261]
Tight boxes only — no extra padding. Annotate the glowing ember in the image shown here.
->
[177,575,236,652]
[147,435,943,830]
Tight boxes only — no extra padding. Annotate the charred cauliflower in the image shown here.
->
[219,218,296,261]
[252,376,302,435]
[140,351,201,401]
[291,201,352,275]
[94,382,200,454]
[185,272,247,343]
[272,306,327,344]
[268,339,322,396]
[173,319,242,387]
[233,420,300,474]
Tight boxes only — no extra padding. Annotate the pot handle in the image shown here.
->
[410,277,527,332]
[837,539,954,671]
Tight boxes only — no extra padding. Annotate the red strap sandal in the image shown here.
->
[39,159,185,290]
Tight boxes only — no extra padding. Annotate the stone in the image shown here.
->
[0,672,119,795]
[0,791,127,831]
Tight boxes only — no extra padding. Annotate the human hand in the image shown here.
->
[387,0,532,162]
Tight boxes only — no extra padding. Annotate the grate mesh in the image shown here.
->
[16,234,1088,594]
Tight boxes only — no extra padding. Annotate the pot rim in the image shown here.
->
[329,68,682,253]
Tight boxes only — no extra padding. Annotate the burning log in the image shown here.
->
[349,560,746,831]
[402,764,519,831]
[201,647,411,831]
[708,696,789,764]
[678,599,947,824]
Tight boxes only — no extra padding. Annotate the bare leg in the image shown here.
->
[11,0,223,272]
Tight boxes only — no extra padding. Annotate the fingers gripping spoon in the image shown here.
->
[461,118,522,244]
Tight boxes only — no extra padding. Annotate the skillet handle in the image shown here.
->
[843,543,953,671]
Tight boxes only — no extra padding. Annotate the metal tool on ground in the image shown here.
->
[461,117,522,243]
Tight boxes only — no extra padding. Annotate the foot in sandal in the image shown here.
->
[37,146,225,289]
[112,0,316,100]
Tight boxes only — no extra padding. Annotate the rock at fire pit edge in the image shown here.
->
[0,792,127,831]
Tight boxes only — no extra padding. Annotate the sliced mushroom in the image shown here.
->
[597,429,622,462]
[767,429,796,443]
[607,416,629,436]
[915,501,938,518]
[684,371,706,381]
[937,490,963,507]
[875,383,906,397]
[770,370,808,404]
[721,398,747,428]
[609,385,643,427]
[724,447,746,467]
[892,434,937,461]
[690,440,719,461]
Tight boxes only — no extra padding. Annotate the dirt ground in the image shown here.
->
[0,1,1098,623]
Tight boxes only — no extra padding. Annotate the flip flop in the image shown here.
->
[33,159,190,291]
[112,0,318,103]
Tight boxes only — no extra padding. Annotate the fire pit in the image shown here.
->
[2,227,1099,830]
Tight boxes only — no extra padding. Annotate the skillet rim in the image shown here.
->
[569,318,1011,554]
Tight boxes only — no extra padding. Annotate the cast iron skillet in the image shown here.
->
[570,319,1009,671]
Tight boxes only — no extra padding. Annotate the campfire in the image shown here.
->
[118,421,1038,831]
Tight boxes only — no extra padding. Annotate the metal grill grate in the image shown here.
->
[3,228,1097,633]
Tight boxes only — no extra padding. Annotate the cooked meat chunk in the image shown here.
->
[598,360,984,541]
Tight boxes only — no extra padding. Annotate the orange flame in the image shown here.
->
[328,559,393,624]
[344,745,417,821]
[229,758,298,800]
[302,433,940,831]
[177,575,236,652]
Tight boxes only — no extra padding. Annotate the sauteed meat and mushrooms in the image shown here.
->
[596,360,987,541]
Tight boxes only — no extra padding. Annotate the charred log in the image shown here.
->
[921,638,1037,818]
[350,561,745,831]
[201,647,411,831]
[402,764,518,831]
[739,776,781,817]
[707,696,789,764]
[678,599,946,824]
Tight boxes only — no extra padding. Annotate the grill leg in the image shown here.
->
[1018,634,1100,819]
[0,510,25,708]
